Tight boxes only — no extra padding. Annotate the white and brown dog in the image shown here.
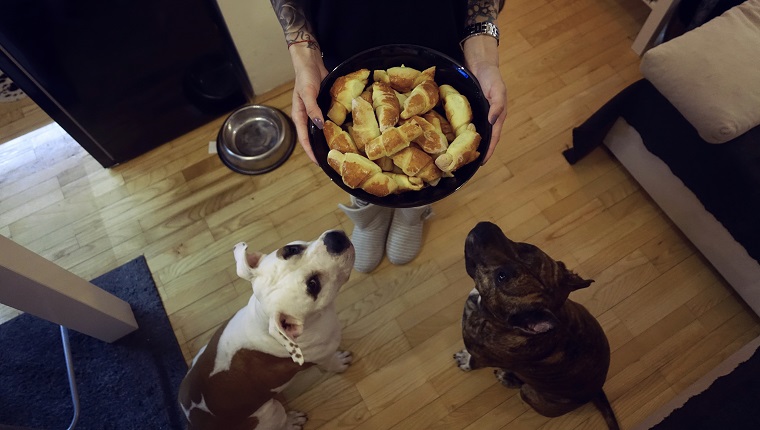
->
[178,230,355,429]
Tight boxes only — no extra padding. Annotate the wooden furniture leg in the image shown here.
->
[0,236,138,343]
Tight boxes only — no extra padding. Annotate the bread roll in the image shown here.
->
[351,97,380,151]
[375,65,420,93]
[371,81,401,132]
[361,173,398,197]
[327,149,398,196]
[409,115,448,156]
[359,88,373,104]
[327,68,370,125]
[401,79,439,119]
[416,162,443,185]
[391,146,435,177]
[395,90,408,107]
[439,84,473,135]
[412,66,436,87]
[423,110,456,142]
[374,156,395,172]
[364,121,423,160]
[387,173,424,192]
[373,69,388,84]
[323,120,358,153]
[434,124,481,173]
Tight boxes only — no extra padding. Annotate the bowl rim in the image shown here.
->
[309,43,492,208]
[217,104,296,175]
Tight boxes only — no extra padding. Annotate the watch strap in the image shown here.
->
[460,22,500,50]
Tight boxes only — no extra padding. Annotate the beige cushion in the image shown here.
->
[640,0,760,144]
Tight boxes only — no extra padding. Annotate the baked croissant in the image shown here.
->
[374,65,421,93]
[434,124,481,173]
[416,161,443,186]
[423,110,456,142]
[327,149,398,197]
[387,173,425,192]
[400,79,439,119]
[395,90,408,107]
[359,88,373,104]
[409,115,448,156]
[375,156,395,172]
[323,120,358,153]
[371,81,400,132]
[391,146,435,177]
[327,68,370,125]
[351,97,380,151]
[412,66,436,87]
[364,121,423,160]
[439,84,473,135]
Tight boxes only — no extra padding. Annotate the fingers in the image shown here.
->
[291,91,318,165]
[298,61,329,131]
[483,115,503,164]
[302,90,324,132]
[291,66,329,166]
[482,100,507,164]
[481,82,507,165]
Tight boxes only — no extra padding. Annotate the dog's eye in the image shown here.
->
[495,265,517,284]
[306,275,321,300]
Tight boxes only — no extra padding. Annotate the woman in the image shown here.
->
[269,0,507,273]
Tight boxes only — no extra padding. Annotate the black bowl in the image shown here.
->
[309,44,492,208]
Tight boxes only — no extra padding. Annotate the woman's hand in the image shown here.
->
[289,45,329,164]
[463,36,507,165]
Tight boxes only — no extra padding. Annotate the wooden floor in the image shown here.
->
[2,0,759,428]
[0,92,52,145]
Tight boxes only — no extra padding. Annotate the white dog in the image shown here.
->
[178,230,355,429]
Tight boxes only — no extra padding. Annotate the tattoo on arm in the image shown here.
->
[465,0,501,26]
[269,0,320,50]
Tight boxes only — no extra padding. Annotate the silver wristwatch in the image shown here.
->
[460,22,500,50]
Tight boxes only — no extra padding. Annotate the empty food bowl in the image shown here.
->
[217,104,296,175]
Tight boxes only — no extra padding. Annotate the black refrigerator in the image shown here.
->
[0,0,252,167]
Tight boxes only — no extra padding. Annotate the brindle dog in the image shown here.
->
[455,221,620,430]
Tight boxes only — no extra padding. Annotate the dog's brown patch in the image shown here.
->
[179,320,313,429]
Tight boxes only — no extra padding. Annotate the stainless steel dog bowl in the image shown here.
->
[217,104,296,175]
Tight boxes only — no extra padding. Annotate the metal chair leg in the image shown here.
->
[59,326,79,430]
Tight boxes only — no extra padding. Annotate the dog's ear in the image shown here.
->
[233,242,264,281]
[268,313,306,365]
[509,309,560,335]
[560,263,594,292]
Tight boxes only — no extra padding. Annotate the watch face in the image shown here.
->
[309,44,492,208]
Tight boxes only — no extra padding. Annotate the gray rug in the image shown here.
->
[0,256,187,429]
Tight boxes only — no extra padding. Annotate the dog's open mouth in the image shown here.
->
[280,314,295,332]
[277,312,304,341]
[508,309,559,334]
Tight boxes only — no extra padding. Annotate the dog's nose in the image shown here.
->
[323,230,351,254]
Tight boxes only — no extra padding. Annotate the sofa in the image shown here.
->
[563,0,760,317]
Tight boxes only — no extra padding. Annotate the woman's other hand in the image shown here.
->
[288,44,329,164]
[463,36,507,165]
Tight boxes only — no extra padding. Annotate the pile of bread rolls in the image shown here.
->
[322,65,482,197]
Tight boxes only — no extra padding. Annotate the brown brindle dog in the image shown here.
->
[455,221,620,430]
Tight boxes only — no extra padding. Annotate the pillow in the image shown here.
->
[640,0,760,144]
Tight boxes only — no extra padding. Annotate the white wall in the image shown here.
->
[216,0,295,96]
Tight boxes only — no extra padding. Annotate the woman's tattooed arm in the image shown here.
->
[269,0,320,50]
[465,0,502,26]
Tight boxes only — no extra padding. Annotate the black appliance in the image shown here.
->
[0,0,252,167]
